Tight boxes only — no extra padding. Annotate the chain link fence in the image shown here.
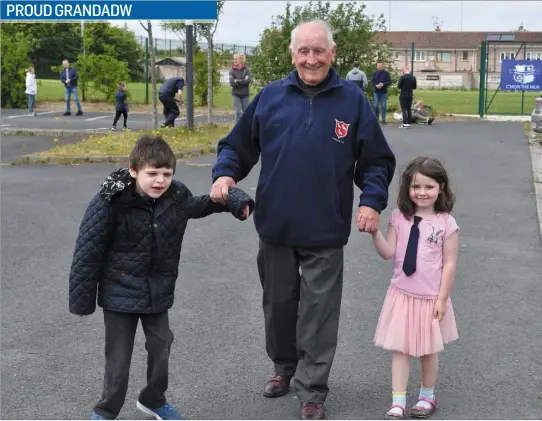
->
[134,35,256,57]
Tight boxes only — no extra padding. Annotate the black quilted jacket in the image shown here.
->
[69,168,254,315]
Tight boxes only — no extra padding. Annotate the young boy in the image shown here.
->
[112,82,129,131]
[68,135,254,420]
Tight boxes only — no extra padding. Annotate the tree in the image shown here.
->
[140,20,159,130]
[163,0,225,122]
[0,27,31,108]
[193,48,222,107]
[75,47,130,101]
[250,1,392,87]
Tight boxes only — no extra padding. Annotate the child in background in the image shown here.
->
[25,66,38,116]
[112,82,128,131]
[370,156,460,420]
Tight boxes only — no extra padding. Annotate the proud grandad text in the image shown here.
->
[6,3,132,17]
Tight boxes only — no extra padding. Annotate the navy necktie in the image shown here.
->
[403,216,422,276]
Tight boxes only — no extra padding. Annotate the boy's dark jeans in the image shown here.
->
[94,310,174,419]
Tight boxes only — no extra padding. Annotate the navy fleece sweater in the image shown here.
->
[212,69,396,248]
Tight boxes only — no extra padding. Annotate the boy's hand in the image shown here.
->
[433,299,448,321]
[241,204,251,219]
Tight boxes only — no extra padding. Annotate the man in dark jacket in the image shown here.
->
[371,62,392,123]
[159,77,184,127]
[229,53,251,122]
[69,135,254,421]
[210,20,396,420]
[60,59,83,116]
[397,67,417,128]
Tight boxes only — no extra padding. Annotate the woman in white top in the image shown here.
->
[25,66,38,116]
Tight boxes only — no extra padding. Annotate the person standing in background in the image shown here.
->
[371,62,392,124]
[229,54,251,122]
[25,66,38,116]
[397,67,417,129]
[60,59,83,116]
[345,61,368,91]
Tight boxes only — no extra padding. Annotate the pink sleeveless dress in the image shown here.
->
[373,209,459,357]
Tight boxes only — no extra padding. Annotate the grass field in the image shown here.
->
[36,79,539,115]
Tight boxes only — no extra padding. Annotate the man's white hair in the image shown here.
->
[289,19,336,52]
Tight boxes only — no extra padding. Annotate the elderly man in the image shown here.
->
[210,20,396,420]
[60,59,83,116]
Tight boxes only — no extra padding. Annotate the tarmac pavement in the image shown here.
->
[1,121,542,419]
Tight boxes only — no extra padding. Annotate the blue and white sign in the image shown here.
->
[1,0,218,21]
[500,60,541,91]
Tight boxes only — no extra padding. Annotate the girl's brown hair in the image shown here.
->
[397,156,456,219]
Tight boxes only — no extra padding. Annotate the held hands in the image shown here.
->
[434,299,447,321]
[211,176,236,204]
[211,176,253,220]
[356,206,380,233]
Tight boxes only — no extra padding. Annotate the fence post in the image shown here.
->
[478,41,487,118]
[411,42,415,75]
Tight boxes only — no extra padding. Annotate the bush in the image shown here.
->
[1,32,31,108]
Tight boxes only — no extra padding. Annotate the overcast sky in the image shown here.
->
[115,1,542,45]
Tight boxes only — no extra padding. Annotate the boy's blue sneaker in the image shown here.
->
[90,411,106,420]
[136,401,183,420]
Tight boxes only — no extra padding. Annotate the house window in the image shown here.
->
[500,52,515,61]
[436,51,451,62]
[394,51,401,60]
[537,53,542,60]
[526,52,542,60]
[414,51,426,61]
[462,51,468,61]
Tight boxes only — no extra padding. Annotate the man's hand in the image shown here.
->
[356,206,380,233]
[211,176,236,204]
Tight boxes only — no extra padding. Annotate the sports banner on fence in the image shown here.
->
[500,60,541,91]
[1,0,218,21]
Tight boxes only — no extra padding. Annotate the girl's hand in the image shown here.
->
[434,299,447,321]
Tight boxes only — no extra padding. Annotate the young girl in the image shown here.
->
[371,156,459,420]
[25,66,37,116]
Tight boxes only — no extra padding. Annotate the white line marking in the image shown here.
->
[1,124,11,127]
[7,110,57,118]
[86,115,115,121]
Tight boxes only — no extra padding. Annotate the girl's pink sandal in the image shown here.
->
[384,404,406,420]
[410,397,438,418]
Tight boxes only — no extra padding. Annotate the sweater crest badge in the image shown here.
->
[334,119,350,143]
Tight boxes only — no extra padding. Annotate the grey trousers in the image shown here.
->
[257,240,344,403]
[94,310,174,419]
[232,94,249,122]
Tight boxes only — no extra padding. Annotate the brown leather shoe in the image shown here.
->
[300,402,325,420]
[263,373,291,397]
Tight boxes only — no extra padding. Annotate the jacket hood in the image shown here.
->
[100,168,134,202]
[351,68,361,74]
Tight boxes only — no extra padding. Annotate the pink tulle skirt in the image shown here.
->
[373,285,458,357]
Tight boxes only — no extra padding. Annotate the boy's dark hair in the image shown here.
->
[353,61,360,68]
[397,156,455,219]
[118,82,126,89]
[129,135,176,173]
